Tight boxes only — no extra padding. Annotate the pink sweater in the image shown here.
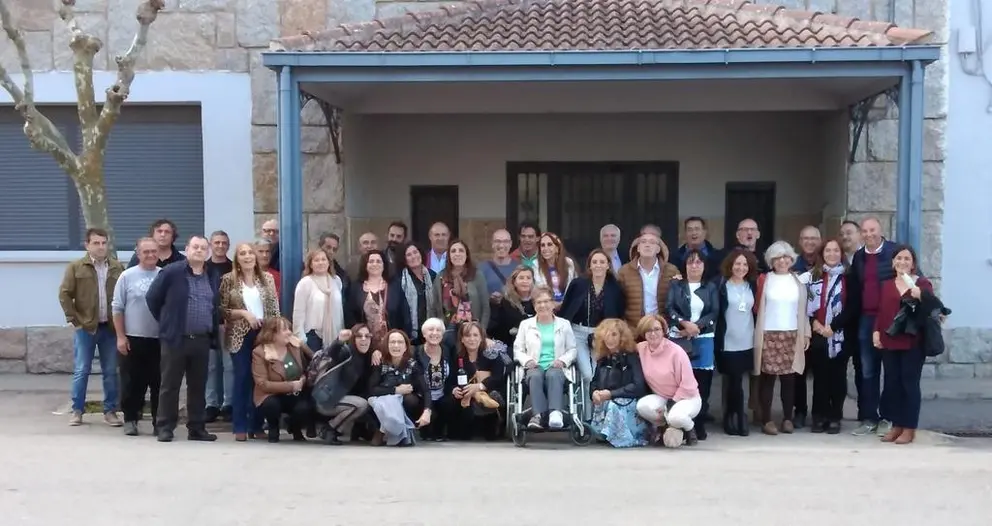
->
[637,340,699,401]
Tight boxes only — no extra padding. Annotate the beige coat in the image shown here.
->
[752,272,811,376]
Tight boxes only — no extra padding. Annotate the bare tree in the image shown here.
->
[0,0,164,252]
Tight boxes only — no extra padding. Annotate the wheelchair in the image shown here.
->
[504,363,593,447]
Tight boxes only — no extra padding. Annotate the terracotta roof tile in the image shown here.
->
[274,0,933,52]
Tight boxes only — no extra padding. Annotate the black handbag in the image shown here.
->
[671,337,698,360]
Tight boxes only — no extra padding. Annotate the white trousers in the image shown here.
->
[636,394,702,431]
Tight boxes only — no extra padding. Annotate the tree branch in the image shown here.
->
[59,0,101,138]
[92,0,164,156]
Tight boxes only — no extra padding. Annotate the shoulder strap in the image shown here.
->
[487,261,507,282]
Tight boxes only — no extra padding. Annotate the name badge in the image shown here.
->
[737,301,748,312]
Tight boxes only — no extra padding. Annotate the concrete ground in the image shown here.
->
[1,375,992,525]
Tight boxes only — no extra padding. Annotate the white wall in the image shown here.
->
[0,71,252,327]
[944,3,992,329]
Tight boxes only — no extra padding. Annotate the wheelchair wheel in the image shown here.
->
[511,418,528,447]
[570,422,594,446]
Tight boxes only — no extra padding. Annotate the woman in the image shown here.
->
[415,318,454,441]
[666,249,719,440]
[220,242,280,441]
[513,285,577,431]
[489,266,536,349]
[753,241,811,436]
[872,245,934,445]
[635,314,701,448]
[714,248,760,437]
[589,318,649,448]
[428,239,490,330]
[559,249,625,419]
[306,325,374,446]
[344,250,412,353]
[395,242,437,345]
[293,249,345,352]
[533,233,577,305]
[807,239,856,434]
[251,316,313,443]
[449,321,505,440]
[367,329,432,446]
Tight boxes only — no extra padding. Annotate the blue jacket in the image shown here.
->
[145,260,221,349]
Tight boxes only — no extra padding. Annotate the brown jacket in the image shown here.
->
[251,342,313,406]
[752,272,811,375]
[616,256,680,328]
[57,256,124,332]
[219,272,280,352]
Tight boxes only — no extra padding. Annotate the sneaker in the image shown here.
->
[662,427,684,448]
[526,414,543,430]
[123,421,139,436]
[548,410,564,429]
[851,421,877,436]
[104,412,123,427]
[68,412,83,426]
[876,419,893,437]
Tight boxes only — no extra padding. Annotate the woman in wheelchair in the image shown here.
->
[589,318,649,447]
[513,285,578,430]
[635,314,702,448]
[448,321,505,440]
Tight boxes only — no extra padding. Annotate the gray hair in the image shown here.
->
[421,317,446,335]
[764,240,798,268]
[253,238,272,247]
[600,224,620,236]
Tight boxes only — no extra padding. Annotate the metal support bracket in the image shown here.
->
[848,87,900,164]
[299,91,343,164]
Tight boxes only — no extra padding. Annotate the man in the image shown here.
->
[128,219,185,268]
[599,224,626,273]
[346,232,380,278]
[847,217,899,438]
[792,225,822,273]
[839,220,863,265]
[145,235,219,443]
[481,229,519,299]
[385,221,408,268]
[204,231,233,423]
[255,238,280,297]
[262,219,280,271]
[318,231,349,283]
[58,228,125,427]
[676,217,723,281]
[616,232,680,328]
[510,221,541,269]
[427,222,450,273]
[111,237,162,436]
[732,218,767,272]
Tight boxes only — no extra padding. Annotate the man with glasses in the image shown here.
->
[261,219,280,271]
[733,218,767,272]
[481,229,519,303]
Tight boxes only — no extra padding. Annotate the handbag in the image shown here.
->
[671,337,698,360]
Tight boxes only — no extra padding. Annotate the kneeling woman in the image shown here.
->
[589,318,649,447]
[449,321,506,440]
[367,330,432,446]
[635,315,702,448]
[306,325,375,445]
[252,316,314,443]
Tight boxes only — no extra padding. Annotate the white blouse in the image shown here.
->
[762,273,799,331]
[242,284,265,319]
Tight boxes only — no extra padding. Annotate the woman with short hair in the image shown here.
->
[367,329,432,446]
[635,315,701,448]
[415,317,454,441]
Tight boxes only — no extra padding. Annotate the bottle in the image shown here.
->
[456,357,468,387]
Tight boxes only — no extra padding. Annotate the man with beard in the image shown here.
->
[384,221,408,269]
[732,218,767,272]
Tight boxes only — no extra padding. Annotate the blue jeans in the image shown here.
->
[858,314,887,423]
[206,347,233,409]
[71,324,119,414]
[231,330,262,435]
[571,324,595,420]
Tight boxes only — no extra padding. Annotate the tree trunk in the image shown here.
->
[74,161,116,255]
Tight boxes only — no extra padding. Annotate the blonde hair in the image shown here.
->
[592,319,636,361]
[303,249,334,277]
[233,242,263,284]
[503,265,535,313]
[635,314,669,342]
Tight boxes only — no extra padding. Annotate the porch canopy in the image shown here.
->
[262,0,940,311]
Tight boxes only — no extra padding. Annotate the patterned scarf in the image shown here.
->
[806,264,845,358]
[400,268,432,339]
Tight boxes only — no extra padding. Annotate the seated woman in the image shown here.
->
[449,321,506,441]
[513,285,577,430]
[489,266,536,349]
[589,318,649,448]
[367,329,432,446]
[251,316,314,443]
[635,314,702,448]
[415,317,455,441]
[306,324,375,446]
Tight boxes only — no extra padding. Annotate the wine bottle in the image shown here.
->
[456,357,468,387]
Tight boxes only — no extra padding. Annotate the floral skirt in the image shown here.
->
[590,398,650,448]
[761,330,798,375]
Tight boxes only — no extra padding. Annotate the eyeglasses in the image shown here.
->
[355,334,371,339]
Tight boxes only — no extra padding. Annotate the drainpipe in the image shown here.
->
[277,66,303,315]
[907,60,925,251]
[896,68,911,243]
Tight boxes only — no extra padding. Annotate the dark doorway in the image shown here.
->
[724,182,775,254]
[410,185,459,246]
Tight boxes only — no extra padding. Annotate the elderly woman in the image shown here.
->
[753,241,812,436]
[533,232,577,304]
[635,314,701,448]
[293,249,345,352]
[489,266,536,349]
[367,329,432,446]
[428,239,490,331]
[306,325,374,446]
[666,248,719,440]
[513,285,577,430]
[395,242,437,345]
[714,248,760,436]
[414,318,454,441]
[589,318,648,447]
[251,316,313,443]
[449,321,505,440]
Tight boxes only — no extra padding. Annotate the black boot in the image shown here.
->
[684,428,699,446]
[722,411,738,436]
[736,410,750,437]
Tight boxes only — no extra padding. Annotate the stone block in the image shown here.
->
[866,119,897,162]
[280,0,326,35]
[0,360,27,374]
[236,0,278,47]
[301,102,327,126]
[923,47,948,119]
[178,0,235,12]
[844,212,895,239]
[936,364,975,379]
[215,12,236,47]
[376,2,451,18]
[847,162,896,212]
[254,213,277,235]
[920,211,942,277]
[922,161,943,211]
[914,0,948,44]
[52,14,109,71]
[109,8,219,70]
[8,0,58,31]
[976,364,992,379]
[0,328,28,359]
[306,213,347,250]
[326,0,376,25]
[252,125,277,153]
[920,363,936,379]
[922,118,945,162]
[253,153,278,214]
[250,50,277,125]
[303,153,344,213]
[945,327,992,364]
[26,326,76,374]
[215,47,248,72]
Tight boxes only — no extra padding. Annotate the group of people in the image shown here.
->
[57,213,946,448]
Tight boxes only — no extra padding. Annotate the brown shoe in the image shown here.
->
[103,412,123,427]
[234,433,247,442]
[881,426,905,442]
[68,412,83,426]
[762,422,779,435]
[894,428,916,444]
[780,420,795,434]
[370,431,385,446]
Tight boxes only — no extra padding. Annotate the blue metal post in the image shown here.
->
[907,60,925,251]
[895,70,911,243]
[277,66,303,315]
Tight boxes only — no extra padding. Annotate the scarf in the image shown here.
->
[442,267,472,324]
[806,265,845,358]
[312,274,344,345]
[400,268,433,339]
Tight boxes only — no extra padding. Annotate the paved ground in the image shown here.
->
[1,378,992,525]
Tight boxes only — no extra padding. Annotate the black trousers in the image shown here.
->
[420,395,451,440]
[758,373,796,424]
[120,336,161,423]
[156,334,210,432]
[447,399,499,440]
[793,368,810,417]
[720,349,753,419]
[693,369,714,423]
[809,335,848,422]
[259,393,313,433]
